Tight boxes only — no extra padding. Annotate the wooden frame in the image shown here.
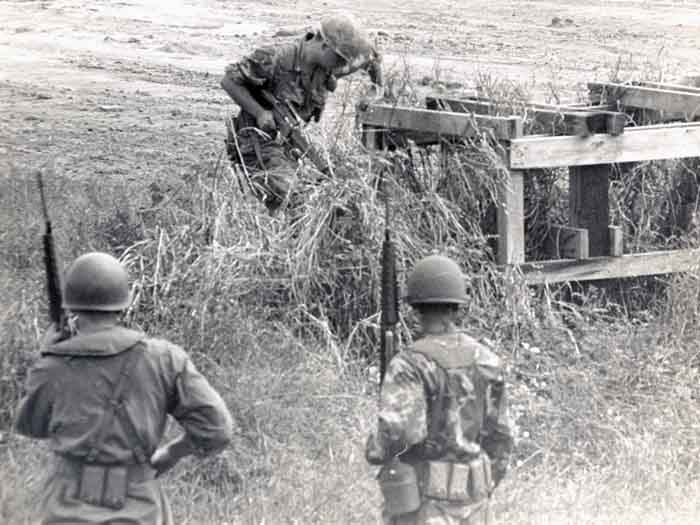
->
[357,80,700,283]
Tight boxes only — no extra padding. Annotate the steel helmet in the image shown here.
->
[405,255,468,306]
[320,14,374,64]
[63,252,131,311]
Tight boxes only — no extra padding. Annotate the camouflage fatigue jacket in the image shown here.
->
[223,33,380,158]
[366,332,513,485]
[14,325,233,524]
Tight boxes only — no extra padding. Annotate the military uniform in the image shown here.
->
[222,16,382,212]
[14,253,233,524]
[366,256,514,525]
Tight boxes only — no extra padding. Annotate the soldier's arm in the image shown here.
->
[365,354,428,464]
[13,359,55,439]
[220,48,277,123]
[166,347,234,458]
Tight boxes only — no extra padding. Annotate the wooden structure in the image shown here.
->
[357,80,700,284]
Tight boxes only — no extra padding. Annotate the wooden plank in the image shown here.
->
[547,226,589,259]
[509,122,700,169]
[518,249,700,284]
[427,96,625,135]
[638,81,700,95]
[589,82,700,116]
[357,103,522,140]
[609,225,623,256]
[570,165,609,256]
[497,170,525,264]
[428,95,609,113]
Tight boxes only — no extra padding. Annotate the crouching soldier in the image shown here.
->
[221,14,382,215]
[366,255,514,525]
[14,252,234,524]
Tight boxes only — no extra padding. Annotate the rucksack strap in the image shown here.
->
[85,344,150,464]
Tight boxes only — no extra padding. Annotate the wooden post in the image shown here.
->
[609,225,624,256]
[497,170,525,264]
[498,120,525,265]
[569,165,610,256]
[361,124,385,150]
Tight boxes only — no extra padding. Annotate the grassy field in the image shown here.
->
[2,123,700,524]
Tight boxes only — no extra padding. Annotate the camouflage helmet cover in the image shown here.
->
[63,252,131,311]
[405,254,468,306]
[319,14,374,64]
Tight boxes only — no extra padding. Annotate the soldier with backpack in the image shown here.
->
[366,255,514,524]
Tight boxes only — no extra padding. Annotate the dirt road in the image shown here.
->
[2,0,700,184]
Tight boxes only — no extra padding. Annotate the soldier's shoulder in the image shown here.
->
[249,42,297,67]
[141,337,189,362]
[456,334,506,380]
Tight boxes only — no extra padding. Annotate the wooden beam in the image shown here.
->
[570,165,610,256]
[497,170,525,264]
[609,225,623,256]
[509,122,700,169]
[589,82,700,117]
[427,96,625,135]
[638,81,700,95]
[357,103,522,140]
[518,249,700,284]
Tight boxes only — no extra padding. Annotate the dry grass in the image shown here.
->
[1,70,700,524]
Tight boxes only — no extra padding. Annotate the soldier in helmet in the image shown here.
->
[14,252,233,524]
[220,14,382,215]
[366,255,514,525]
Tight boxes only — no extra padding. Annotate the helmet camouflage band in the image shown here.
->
[63,252,131,311]
[319,14,373,64]
[405,255,468,306]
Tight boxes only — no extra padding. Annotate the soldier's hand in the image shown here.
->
[151,446,182,477]
[256,110,276,132]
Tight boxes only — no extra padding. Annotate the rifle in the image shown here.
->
[36,171,65,328]
[379,196,399,385]
[259,89,331,176]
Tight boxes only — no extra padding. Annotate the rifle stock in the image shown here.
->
[36,172,64,326]
[259,90,331,175]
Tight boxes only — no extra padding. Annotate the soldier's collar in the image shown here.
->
[42,326,145,357]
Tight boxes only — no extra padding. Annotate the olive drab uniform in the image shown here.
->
[366,332,514,525]
[223,16,382,212]
[14,326,234,524]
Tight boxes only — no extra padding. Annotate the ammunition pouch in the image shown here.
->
[56,454,155,510]
[419,454,493,504]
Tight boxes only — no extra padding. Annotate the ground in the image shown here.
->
[2,0,700,184]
